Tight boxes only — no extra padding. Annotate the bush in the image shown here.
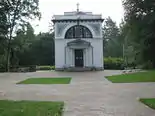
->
[51,66,55,70]
[0,65,6,72]
[37,66,55,70]
[138,61,154,69]
[29,65,37,72]
[17,67,29,72]
[104,57,125,70]
[0,68,6,72]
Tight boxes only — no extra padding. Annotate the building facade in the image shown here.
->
[52,10,104,71]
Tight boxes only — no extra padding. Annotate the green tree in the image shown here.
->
[0,2,8,71]
[11,23,36,66]
[123,0,155,68]
[0,0,41,71]
[17,32,55,66]
[103,17,123,57]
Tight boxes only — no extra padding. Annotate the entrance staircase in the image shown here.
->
[64,67,94,72]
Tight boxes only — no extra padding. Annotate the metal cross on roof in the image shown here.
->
[77,3,79,12]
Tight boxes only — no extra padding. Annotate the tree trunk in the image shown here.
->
[6,0,21,72]
[6,39,11,72]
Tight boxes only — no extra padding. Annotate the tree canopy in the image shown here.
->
[103,17,123,58]
[123,0,155,68]
[0,0,41,71]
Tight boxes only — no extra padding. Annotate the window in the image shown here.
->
[65,25,93,39]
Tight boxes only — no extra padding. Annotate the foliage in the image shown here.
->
[37,66,55,70]
[104,57,124,70]
[103,17,123,57]
[0,100,64,116]
[0,0,41,71]
[28,65,37,72]
[140,99,155,110]
[8,65,37,72]
[18,78,71,84]
[0,54,7,72]
[106,70,155,83]
[11,23,36,66]
[0,2,8,71]
[0,2,8,38]
[17,32,55,66]
[0,30,55,72]
[122,0,155,68]
[137,61,154,70]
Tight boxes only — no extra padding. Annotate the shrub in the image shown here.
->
[37,66,55,70]
[138,61,154,69]
[17,67,29,72]
[51,66,55,70]
[0,64,6,72]
[104,57,125,70]
[10,65,19,72]
[0,68,6,72]
[29,65,37,72]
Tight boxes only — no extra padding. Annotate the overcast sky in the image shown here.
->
[32,0,124,34]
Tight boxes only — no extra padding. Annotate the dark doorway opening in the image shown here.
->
[75,49,83,67]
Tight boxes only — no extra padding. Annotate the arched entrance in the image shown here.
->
[65,39,93,68]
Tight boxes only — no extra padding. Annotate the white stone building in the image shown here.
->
[52,8,104,71]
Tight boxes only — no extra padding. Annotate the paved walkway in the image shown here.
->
[0,70,155,116]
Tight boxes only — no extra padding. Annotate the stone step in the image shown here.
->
[65,67,93,72]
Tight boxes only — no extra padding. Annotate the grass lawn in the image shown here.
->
[17,78,71,84]
[106,70,155,83]
[140,98,155,110]
[0,100,64,116]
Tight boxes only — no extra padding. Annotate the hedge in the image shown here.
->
[104,57,125,70]
[37,66,55,70]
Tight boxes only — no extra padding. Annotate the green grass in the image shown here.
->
[106,70,155,83]
[140,98,155,110]
[17,78,71,84]
[0,100,64,116]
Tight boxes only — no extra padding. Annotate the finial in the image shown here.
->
[77,3,79,12]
